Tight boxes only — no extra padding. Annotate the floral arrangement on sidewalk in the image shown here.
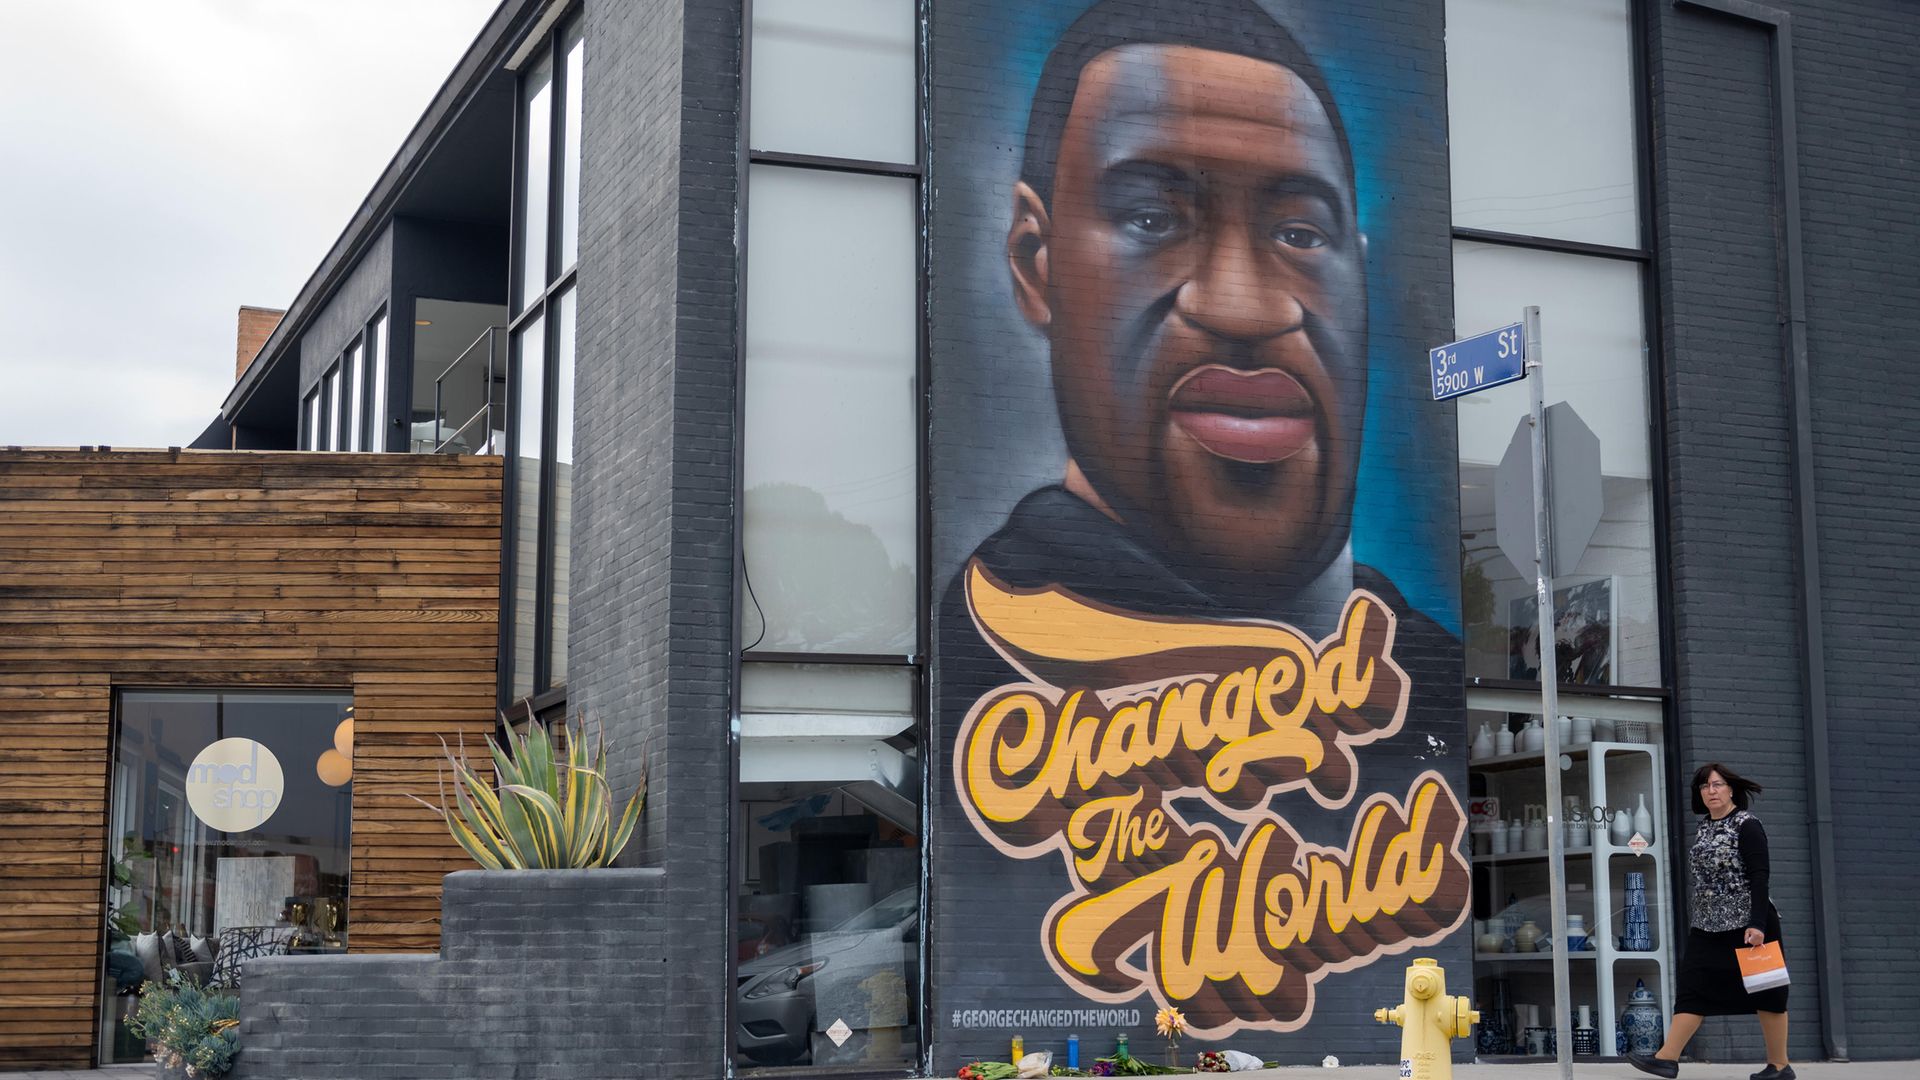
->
[1155,1006,1187,1065]
[126,970,241,1078]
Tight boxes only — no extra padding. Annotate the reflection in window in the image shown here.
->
[1446,0,1639,247]
[99,690,352,1064]
[511,316,546,700]
[736,662,919,1071]
[369,316,389,452]
[548,289,575,685]
[749,0,917,164]
[518,52,553,311]
[345,343,365,452]
[741,166,917,654]
[303,390,321,451]
[324,366,343,452]
[1454,243,1656,685]
[558,19,584,272]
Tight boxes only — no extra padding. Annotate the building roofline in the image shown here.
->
[221,0,543,422]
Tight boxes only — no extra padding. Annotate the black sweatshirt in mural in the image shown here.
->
[936,484,1462,841]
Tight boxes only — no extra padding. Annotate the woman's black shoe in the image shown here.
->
[1750,1066,1795,1080]
[1629,1052,1679,1078]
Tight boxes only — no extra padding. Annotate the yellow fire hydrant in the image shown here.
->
[1374,957,1477,1080]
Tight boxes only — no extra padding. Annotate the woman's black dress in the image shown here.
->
[1674,809,1789,1015]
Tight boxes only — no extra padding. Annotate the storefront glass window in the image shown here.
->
[736,662,920,1071]
[1454,242,1658,687]
[99,690,352,1064]
[1446,0,1639,248]
[749,0,917,165]
[742,165,917,655]
[1463,689,1670,1054]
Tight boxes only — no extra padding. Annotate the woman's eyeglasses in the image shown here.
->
[1698,779,1730,791]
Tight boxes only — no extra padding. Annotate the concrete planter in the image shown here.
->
[230,867,675,1079]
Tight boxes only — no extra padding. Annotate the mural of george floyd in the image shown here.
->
[928,0,1467,1066]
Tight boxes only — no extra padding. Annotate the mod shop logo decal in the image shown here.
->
[185,738,285,833]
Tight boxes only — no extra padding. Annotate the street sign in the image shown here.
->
[1429,323,1526,400]
[1495,401,1603,579]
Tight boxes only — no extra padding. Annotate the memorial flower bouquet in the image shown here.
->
[1155,1007,1188,1066]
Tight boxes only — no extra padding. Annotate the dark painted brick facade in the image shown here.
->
[569,0,741,1076]
[230,871,670,1079]
[1652,0,1920,1064]
[214,1,1920,1075]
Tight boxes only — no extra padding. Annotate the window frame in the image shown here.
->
[500,7,584,709]
[1451,0,1672,701]
[731,1,931,1074]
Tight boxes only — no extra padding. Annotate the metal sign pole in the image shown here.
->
[1524,305,1574,1080]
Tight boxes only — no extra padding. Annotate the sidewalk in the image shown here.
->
[6,1064,1913,1080]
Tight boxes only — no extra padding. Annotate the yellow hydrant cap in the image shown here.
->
[1413,957,1437,967]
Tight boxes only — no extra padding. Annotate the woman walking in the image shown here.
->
[1630,763,1791,1080]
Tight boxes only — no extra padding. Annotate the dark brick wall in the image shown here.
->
[569,0,739,1076]
[1652,0,1920,1063]
[1768,0,1920,1062]
[298,223,393,394]
[231,870,670,1079]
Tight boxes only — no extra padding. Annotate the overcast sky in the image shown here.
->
[0,0,498,448]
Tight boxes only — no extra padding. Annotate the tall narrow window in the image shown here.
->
[369,315,389,453]
[510,317,545,701]
[303,390,321,451]
[548,288,576,684]
[517,53,553,312]
[324,366,343,452]
[558,19,584,272]
[737,1,923,1072]
[345,343,365,452]
[503,13,584,704]
[1448,0,1668,1057]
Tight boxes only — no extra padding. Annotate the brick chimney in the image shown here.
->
[235,305,286,380]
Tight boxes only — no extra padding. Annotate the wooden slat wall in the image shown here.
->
[0,450,501,1069]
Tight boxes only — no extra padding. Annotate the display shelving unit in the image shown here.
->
[1468,724,1675,1058]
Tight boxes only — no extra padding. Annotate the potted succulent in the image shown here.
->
[411,715,645,869]
[126,971,240,1078]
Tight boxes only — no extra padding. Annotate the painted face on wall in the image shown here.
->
[1008,44,1367,588]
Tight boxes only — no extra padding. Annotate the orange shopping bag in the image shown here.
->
[1737,940,1790,993]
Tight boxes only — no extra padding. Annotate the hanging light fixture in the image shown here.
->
[318,705,354,786]
[333,706,354,758]
[316,748,352,787]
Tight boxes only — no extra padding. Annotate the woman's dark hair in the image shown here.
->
[1690,762,1763,814]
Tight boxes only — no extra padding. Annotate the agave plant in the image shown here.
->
[412,716,644,869]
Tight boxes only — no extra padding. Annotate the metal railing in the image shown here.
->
[420,326,506,455]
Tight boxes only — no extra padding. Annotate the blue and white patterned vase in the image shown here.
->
[1621,979,1663,1056]
[1623,871,1654,951]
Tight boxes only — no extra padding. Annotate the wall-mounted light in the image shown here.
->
[414,318,433,326]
